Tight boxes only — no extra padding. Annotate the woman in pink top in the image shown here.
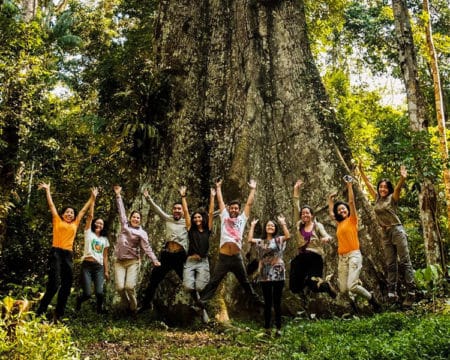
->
[113,185,160,315]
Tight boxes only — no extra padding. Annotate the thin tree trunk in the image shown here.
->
[22,0,37,21]
[146,0,387,323]
[392,0,442,265]
[422,0,448,270]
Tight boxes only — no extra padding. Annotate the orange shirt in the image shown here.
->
[52,215,80,251]
[336,214,360,255]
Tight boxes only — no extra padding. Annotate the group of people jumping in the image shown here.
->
[35,164,416,336]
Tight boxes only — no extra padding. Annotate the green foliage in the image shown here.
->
[415,264,446,310]
[0,296,80,360]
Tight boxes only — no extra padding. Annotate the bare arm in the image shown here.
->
[208,188,216,230]
[38,182,58,217]
[215,178,225,212]
[84,187,98,231]
[143,189,171,220]
[179,186,191,230]
[113,185,127,227]
[293,180,302,225]
[243,179,257,218]
[247,218,258,244]
[346,179,357,219]
[358,162,377,200]
[392,165,407,202]
[76,187,97,223]
[277,215,290,241]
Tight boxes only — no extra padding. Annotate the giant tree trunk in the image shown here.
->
[143,0,387,324]
[392,0,443,266]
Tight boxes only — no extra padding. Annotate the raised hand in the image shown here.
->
[113,185,122,195]
[38,182,50,191]
[248,179,257,189]
[179,185,187,197]
[400,165,407,179]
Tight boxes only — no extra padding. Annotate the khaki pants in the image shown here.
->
[114,258,140,311]
[338,250,371,300]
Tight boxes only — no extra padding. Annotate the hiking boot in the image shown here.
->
[402,292,415,307]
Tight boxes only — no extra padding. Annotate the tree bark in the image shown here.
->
[392,0,443,266]
[144,0,387,323]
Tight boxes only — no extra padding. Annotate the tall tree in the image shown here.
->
[422,0,449,270]
[145,0,387,322]
[391,0,443,265]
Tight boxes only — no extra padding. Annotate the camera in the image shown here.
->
[343,175,353,182]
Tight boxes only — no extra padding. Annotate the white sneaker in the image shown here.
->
[201,309,209,323]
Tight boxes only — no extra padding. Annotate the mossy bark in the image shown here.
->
[139,0,387,324]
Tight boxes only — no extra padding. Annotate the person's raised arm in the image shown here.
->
[84,187,98,230]
[143,189,171,221]
[293,180,303,225]
[215,178,225,212]
[247,218,258,244]
[277,215,290,241]
[328,192,337,222]
[358,162,377,200]
[179,186,191,230]
[243,179,257,218]
[346,178,357,219]
[77,187,97,223]
[38,182,58,218]
[208,188,216,230]
[114,185,127,227]
[392,165,407,202]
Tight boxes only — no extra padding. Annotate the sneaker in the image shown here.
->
[402,292,415,307]
[275,329,282,338]
[387,292,399,305]
[201,309,210,323]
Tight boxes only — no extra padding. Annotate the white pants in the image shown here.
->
[114,259,140,311]
[338,250,371,300]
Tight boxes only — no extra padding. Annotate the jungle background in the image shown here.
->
[0,0,449,359]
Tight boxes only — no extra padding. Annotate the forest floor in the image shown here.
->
[68,298,450,360]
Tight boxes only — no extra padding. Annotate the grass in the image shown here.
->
[63,301,450,360]
[2,299,449,359]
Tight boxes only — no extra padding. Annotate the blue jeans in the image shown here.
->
[183,257,210,292]
[78,260,105,311]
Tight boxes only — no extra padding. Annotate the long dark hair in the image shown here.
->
[261,220,279,240]
[91,218,108,237]
[190,210,209,232]
[377,179,394,196]
[333,201,350,222]
[298,205,315,230]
